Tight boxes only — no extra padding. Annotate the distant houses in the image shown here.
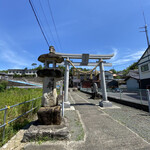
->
[100,71,113,84]
[71,70,114,88]
[8,69,37,76]
[0,72,9,80]
[138,46,150,89]
[125,70,140,90]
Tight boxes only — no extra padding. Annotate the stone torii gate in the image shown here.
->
[56,52,114,107]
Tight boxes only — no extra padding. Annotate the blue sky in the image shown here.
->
[0,0,150,71]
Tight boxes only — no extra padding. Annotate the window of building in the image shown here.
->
[141,64,149,72]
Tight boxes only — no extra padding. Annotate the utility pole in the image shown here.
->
[139,12,150,47]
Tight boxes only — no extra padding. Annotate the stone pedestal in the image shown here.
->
[22,118,70,142]
[37,106,61,125]
[64,101,70,108]
[99,100,112,107]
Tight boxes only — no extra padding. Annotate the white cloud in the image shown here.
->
[110,48,145,66]
[111,48,118,61]
[0,39,33,69]
[124,50,145,59]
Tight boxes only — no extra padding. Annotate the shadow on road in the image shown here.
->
[71,103,96,106]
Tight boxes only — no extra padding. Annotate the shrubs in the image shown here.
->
[0,80,8,92]
[0,88,42,146]
[13,74,36,78]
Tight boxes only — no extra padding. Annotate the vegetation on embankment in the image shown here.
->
[0,80,8,92]
[0,88,42,147]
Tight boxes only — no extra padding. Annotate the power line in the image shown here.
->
[29,0,50,47]
[39,0,59,50]
[47,0,62,50]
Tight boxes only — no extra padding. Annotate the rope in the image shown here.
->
[66,59,102,74]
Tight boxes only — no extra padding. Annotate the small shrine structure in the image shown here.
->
[37,46,64,125]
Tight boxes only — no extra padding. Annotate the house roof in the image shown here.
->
[125,76,139,81]
[8,69,24,71]
[8,69,37,71]
[125,69,139,81]
[107,79,125,85]
[0,72,7,75]
[113,74,117,77]
[126,69,139,76]
[137,45,150,64]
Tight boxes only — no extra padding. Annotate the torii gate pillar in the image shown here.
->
[99,61,112,107]
[64,58,70,108]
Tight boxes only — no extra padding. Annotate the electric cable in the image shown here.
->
[47,0,62,50]
[39,0,59,50]
[29,0,50,47]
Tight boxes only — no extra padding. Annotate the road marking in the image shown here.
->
[69,92,76,104]
[74,92,91,103]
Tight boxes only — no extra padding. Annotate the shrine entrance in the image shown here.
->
[55,52,114,108]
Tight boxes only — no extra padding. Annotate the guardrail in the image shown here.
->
[80,87,150,112]
[80,87,92,93]
[0,96,42,141]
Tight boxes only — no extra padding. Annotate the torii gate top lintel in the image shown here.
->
[55,52,114,60]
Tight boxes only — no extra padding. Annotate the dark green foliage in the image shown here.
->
[0,88,42,147]
[122,62,138,76]
[58,65,65,75]
[0,80,8,92]
[13,74,36,78]
[31,63,37,66]
[126,62,138,70]
[0,70,8,73]
[34,64,43,70]
[110,62,138,78]
[109,69,117,74]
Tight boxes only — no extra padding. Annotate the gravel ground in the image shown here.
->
[77,91,150,143]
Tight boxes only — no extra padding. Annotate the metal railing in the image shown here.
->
[0,96,42,141]
[80,87,150,112]
[80,87,92,93]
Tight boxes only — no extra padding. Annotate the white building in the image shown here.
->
[0,72,8,80]
[8,69,37,76]
[137,46,150,89]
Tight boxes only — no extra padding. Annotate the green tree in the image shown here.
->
[34,64,43,70]
[109,69,117,74]
[58,65,65,75]
[126,62,138,70]
[119,62,138,77]
[31,63,37,67]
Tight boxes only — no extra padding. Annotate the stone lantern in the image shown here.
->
[37,46,64,125]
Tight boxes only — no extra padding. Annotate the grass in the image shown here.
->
[0,88,42,147]
[75,120,84,141]
[76,127,84,141]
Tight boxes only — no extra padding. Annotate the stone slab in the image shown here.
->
[22,118,70,142]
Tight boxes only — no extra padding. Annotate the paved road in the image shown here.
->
[69,92,150,150]
[24,91,150,150]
